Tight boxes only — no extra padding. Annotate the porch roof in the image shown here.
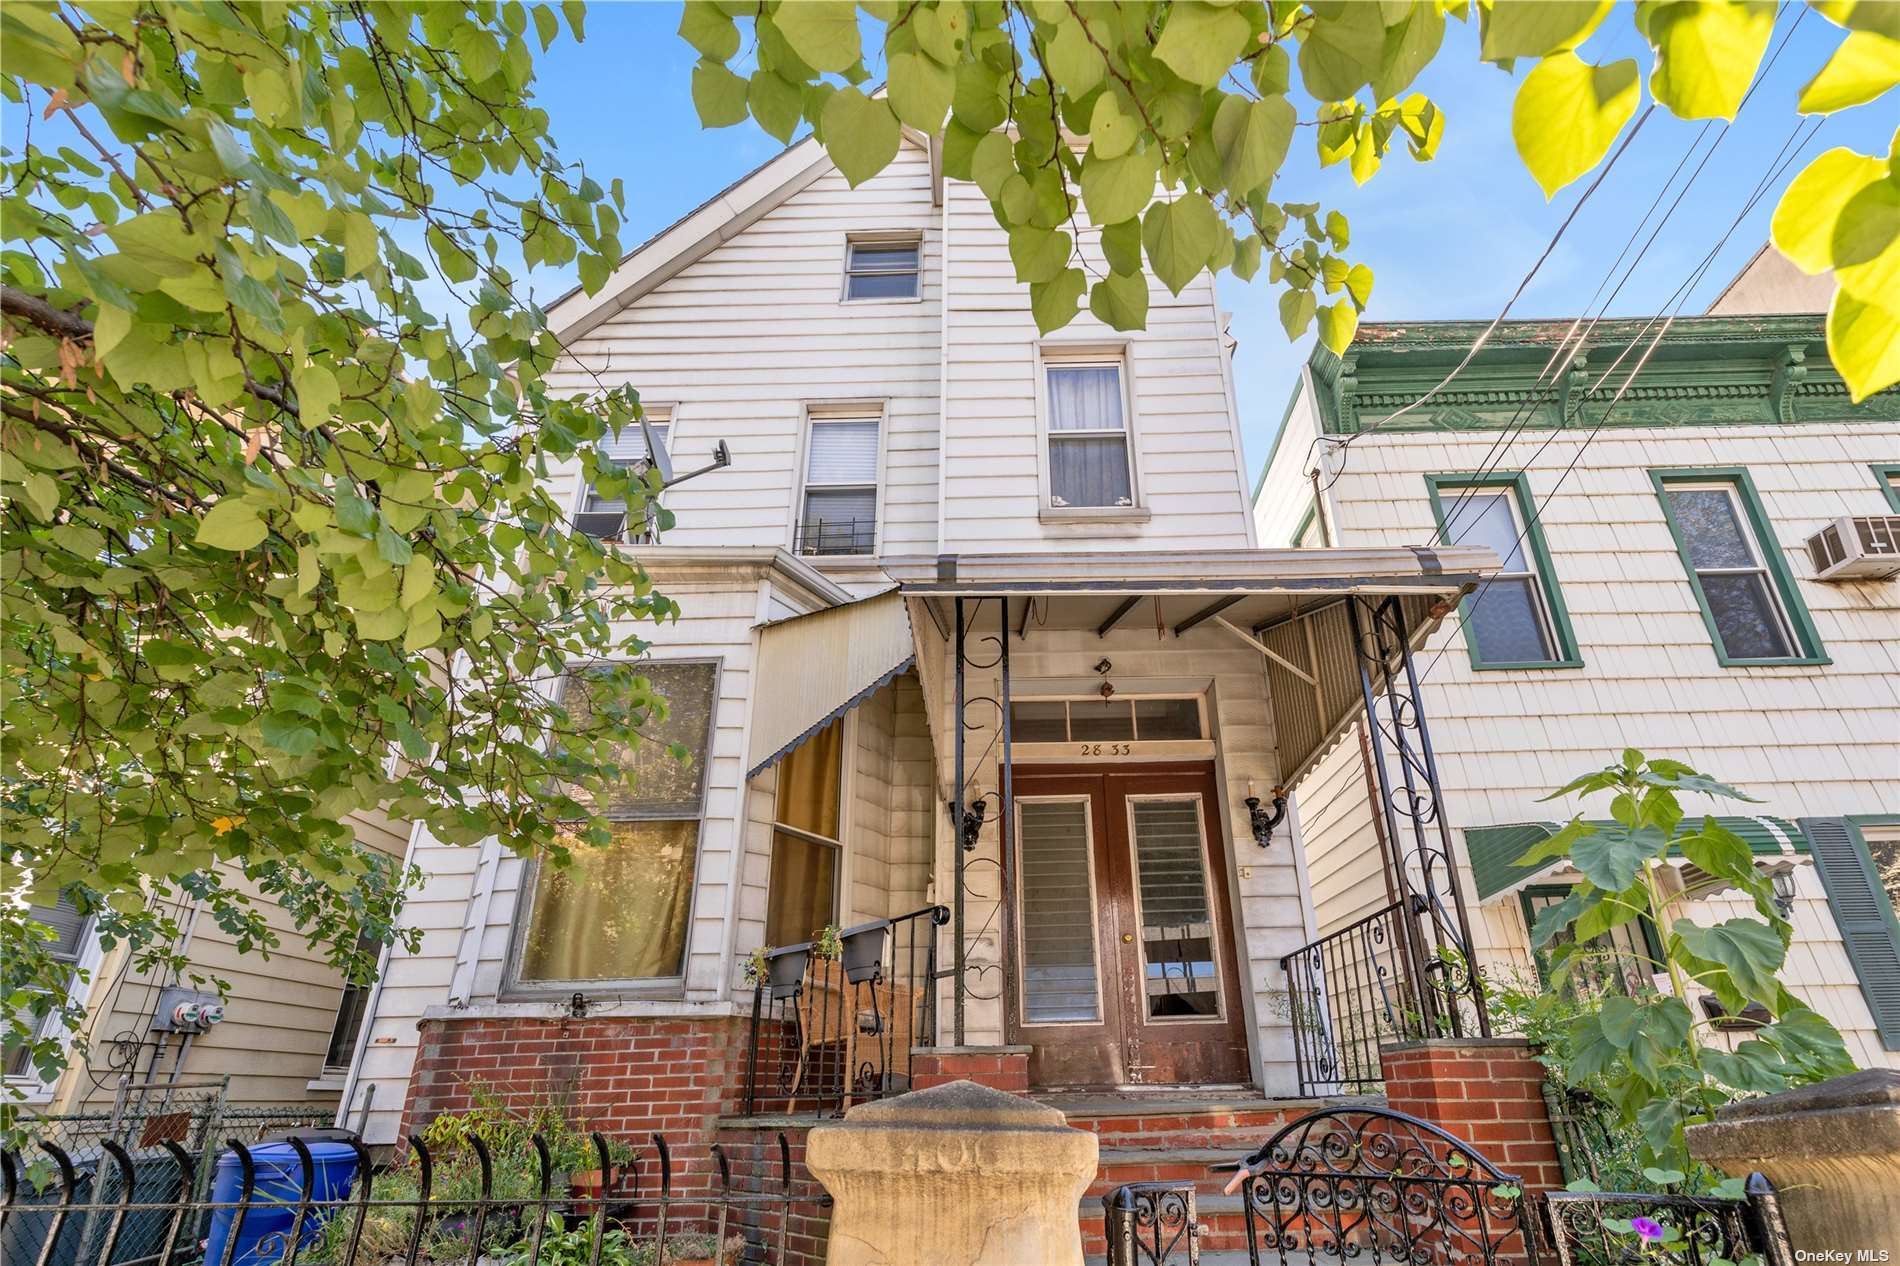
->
[883,546,1495,788]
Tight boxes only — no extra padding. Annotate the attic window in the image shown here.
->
[844,238,920,300]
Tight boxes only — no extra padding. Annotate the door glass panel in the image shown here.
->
[1018,801,1102,1023]
[1130,799,1220,1019]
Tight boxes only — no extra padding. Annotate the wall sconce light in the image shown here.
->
[1244,780,1288,849]
[952,793,994,852]
[1770,865,1798,918]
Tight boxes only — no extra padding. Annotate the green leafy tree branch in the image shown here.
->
[1516,750,1856,1170]
[681,0,1900,397]
[1,0,673,1105]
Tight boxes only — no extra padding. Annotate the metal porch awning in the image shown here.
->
[880,546,1495,788]
[746,587,914,779]
[1466,816,1810,903]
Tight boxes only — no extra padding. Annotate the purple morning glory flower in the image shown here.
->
[1630,1217,1665,1242]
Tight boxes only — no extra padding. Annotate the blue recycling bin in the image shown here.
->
[202,1142,360,1266]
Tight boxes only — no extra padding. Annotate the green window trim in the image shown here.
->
[1803,815,1900,1051]
[1290,502,1318,547]
[1872,463,1900,512]
[1518,882,1665,988]
[1649,467,1830,668]
[1425,471,1583,670]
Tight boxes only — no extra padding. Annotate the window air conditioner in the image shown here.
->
[1805,515,1900,581]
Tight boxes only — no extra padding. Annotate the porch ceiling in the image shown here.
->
[884,546,1495,789]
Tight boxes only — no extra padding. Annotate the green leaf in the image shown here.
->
[1278,285,1317,338]
[1529,886,1587,948]
[1212,95,1294,199]
[691,59,750,127]
[1813,0,1900,40]
[1089,270,1150,331]
[1080,146,1161,229]
[748,70,805,143]
[1377,1,1446,100]
[774,1,860,74]
[678,0,741,61]
[1008,225,1072,284]
[1828,282,1900,403]
[1298,1,1387,101]
[887,51,953,131]
[260,713,321,757]
[1798,29,1900,113]
[1345,262,1373,307]
[1142,192,1219,296]
[1047,16,1107,95]
[1572,822,1665,891]
[1674,918,1787,1010]
[1512,52,1640,198]
[1154,1,1252,88]
[820,88,900,187]
[1640,0,1773,121]
[1029,266,1086,335]
[951,60,1010,132]
[195,501,268,552]
[1482,0,1611,60]
[970,131,1015,201]
[1089,93,1137,161]
[1772,147,1884,273]
[1598,994,1642,1047]
[1101,218,1143,274]
[1316,297,1359,353]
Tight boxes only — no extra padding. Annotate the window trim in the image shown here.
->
[1872,463,1900,513]
[1425,472,1582,671]
[794,402,886,558]
[4,903,100,1099]
[1518,882,1664,989]
[840,233,923,304]
[501,656,723,1000]
[1290,502,1321,548]
[1649,467,1829,667]
[573,405,673,543]
[1123,791,1229,1025]
[1035,343,1145,521]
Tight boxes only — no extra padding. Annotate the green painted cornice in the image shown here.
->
[1309,314,1900,434]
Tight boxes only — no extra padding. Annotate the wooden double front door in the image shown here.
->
[1008,765,1251,1089]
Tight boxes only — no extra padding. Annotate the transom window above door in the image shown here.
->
[1009,696,1205,744]
[843,237,920,300]
[1044,358,1135,510]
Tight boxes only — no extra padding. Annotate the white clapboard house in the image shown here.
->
[1253,246,1900,1083]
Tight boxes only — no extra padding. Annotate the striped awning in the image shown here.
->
[746,588,914,779]
[1466,815,1807,902]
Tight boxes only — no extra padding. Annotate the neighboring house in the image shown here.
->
[334,124,1506,1169]
[1252,246,1900,1074]
[7,809,409,1121]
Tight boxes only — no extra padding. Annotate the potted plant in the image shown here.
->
[742,944,770,989]
[813,922,843,961]
[838,919,888,985]
[566,1135,636,1213]
[766,941,810,1000]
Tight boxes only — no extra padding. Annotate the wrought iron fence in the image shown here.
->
[1278,899,1426,1096]
[2,1128,828,1266]
[742,905,946,1117]
[1543,1177,1792,1266]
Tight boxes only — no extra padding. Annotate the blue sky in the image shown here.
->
[523,3,1890,475]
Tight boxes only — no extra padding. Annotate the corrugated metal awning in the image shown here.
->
[1467,815,1808,903]
[746,588,914,779]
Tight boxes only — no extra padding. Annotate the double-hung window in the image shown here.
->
[575,410,669,541]
[1045,356,1135,510]
[4,896,90,1080]
[765,718,844,946]
[843,238,920,300]
[514,660,718,987]
[1652,469,1824,665]
[322,930,379,1075]
[1427,473,1579,669]
[1521,884,1660,1000]
[798,407,879,556]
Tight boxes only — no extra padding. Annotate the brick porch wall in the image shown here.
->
[908,1045,1029,1093]
[1381,1036,1568,1195]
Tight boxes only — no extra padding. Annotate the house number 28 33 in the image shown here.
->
[1078,742,1132,756]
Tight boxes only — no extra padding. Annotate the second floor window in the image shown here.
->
[1429,474,1578,669]
[799,408,879,556]
[1046,360,1134,509]
[575,411,669,541]
[844,238,920,300]
[1653,471,1821,664]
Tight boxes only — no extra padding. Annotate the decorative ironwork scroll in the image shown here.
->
[1103,1182,1200,1266]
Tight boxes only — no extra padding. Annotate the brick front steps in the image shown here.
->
[1043,1093,1366,1256]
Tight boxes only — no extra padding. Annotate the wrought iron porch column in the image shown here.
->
[1346,594,1490,1039]
[953,596,966,1047]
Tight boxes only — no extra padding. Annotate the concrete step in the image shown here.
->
[1085,1146,1245,1199]
[1045,1094,1345,1150]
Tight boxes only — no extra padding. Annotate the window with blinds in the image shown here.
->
[1045,360,1134,509]
[1130,799,1221,1019]
[1017,799,1103,1024]
[576,411,669,541]
[798,409,879,556]
[4,895,90,1079]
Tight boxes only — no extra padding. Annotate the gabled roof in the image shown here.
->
[545,124,934,345]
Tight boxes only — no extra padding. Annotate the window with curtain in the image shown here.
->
[843,238,920,300]
[322,930,380,1074]
[1046,361,1133,508]
[798,410,879,556]
[765,718,844,946]
[516,659,718,984]
[1659,479,1802,661]
[575,411,669,541]
[4,896,90,1079]
[1439,487,1561,665]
